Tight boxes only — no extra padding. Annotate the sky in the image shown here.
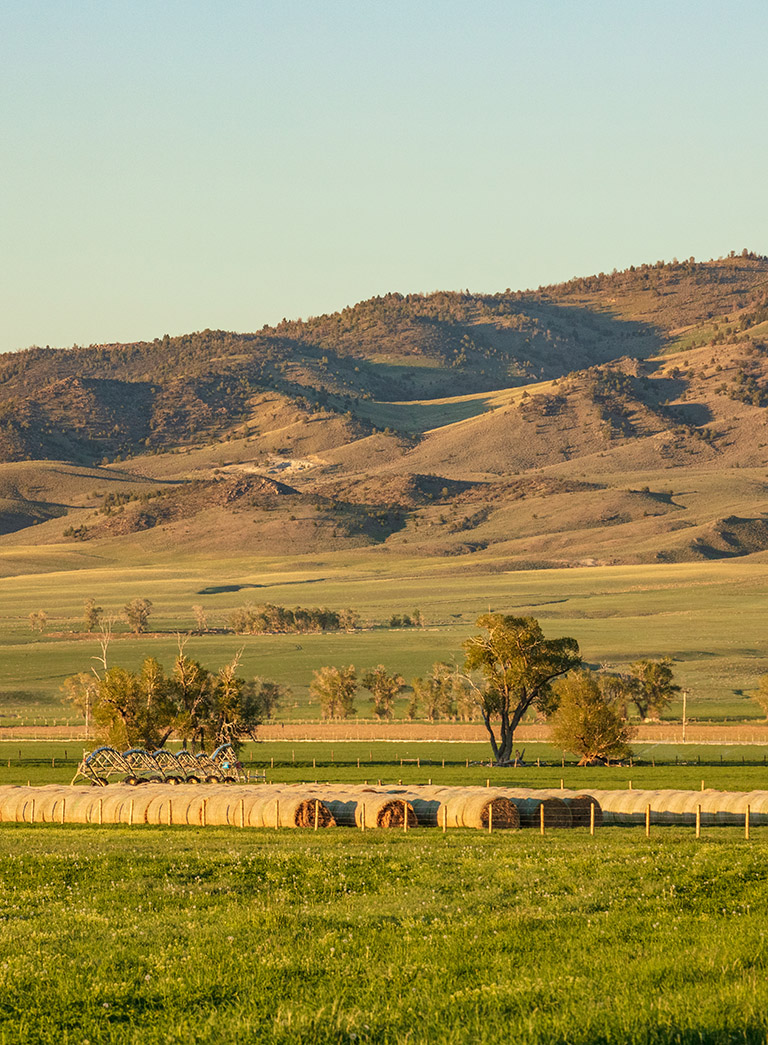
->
[1,0,767,353]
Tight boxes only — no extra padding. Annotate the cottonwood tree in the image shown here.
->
[123,597,153,634]
[29,610,48,632]
[362,665,405,720]
[192,604,208,633]
[64,648,281,752]
[550,670,635,765]
[79,657,176,750]
[627,658,680,720]
[462,614,581,765]
[310,665,357,719]
[83,598,103,633]
[411,662,456,721]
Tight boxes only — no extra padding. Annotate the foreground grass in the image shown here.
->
[1,826,768,1044]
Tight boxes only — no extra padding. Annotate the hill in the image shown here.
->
[2,250,768,569]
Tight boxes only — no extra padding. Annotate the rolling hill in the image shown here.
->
[2,250,768,571]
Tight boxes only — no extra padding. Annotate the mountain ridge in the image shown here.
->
[3,250,768,570]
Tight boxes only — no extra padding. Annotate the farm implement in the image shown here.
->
[71,743,244,786]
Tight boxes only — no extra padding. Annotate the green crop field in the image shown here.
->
[1,823,768,1043]
[2,554,768,725]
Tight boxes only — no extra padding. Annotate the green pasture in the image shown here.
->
[2,825,768,1043]
[3,740,768,793]
[1,555,768,722]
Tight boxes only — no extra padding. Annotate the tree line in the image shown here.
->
[64,611,688,766]
[28,599,424,635]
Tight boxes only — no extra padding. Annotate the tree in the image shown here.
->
[362,665,405,720]
[83,598,103,633]
[29,610,48,632]
[64,648,280,753]
[72,657,176,750]
[192,604,208,633]
[310,665,357,719]
[123,597,153,634]
[627,658,680,720]
[462,614,581,765]
[550,670,635,765]
[598,671,640,718]
[339,608,360,632]
[411,662,456,721]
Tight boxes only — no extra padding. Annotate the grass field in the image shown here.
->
[1,823,768,1043]
[4,741,768,793]
[2,556,768,726]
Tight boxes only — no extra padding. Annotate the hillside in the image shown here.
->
[2,250,768,570]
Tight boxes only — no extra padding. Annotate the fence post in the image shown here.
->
[560,778,564,791]
[403,801,408,833]
[745,804,751,841]
[628,780,633,790]
[486,778,490,788]
[696,804,701,839]
[239,798,245,829]
[589,802,595,836]
[488,802,493,834]
[539,803,545,836]
[168,800,173,827]
[701,780,705,791]
[61,798,66,825]
[361,804,366,831]
[275,799,279,830]
[30,799,35,825]
[314,800,319,831]
[645,804,650,838]
[201,798,206,828]
[129,799,134,827]
[98,798,103,826]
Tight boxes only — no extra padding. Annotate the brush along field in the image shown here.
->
[1,825,768,1044]
[1,555,768,724]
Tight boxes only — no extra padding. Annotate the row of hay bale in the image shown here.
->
[26,781,768,830]
[0,782,594,830]
[582,788,768,826]
[0,784,336,828]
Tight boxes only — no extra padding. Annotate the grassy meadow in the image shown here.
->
[1,553,768,725]
[2,823,768,1043]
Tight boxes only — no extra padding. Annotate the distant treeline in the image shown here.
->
[229,604,359,635]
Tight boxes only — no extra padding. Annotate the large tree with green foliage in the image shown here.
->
[550,670,635,765]
[462,614,581,765]
[627,658,680,720]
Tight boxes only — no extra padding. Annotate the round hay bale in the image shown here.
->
[564,794,602,828]
[458,793,520,830]
[509,796,572,828]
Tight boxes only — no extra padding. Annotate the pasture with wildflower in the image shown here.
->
[1,825,768,1043]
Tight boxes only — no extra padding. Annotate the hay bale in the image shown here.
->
[322,791,417,828]
[503,794,572,828]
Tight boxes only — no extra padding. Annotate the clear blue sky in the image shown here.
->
[1,0,766,352]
